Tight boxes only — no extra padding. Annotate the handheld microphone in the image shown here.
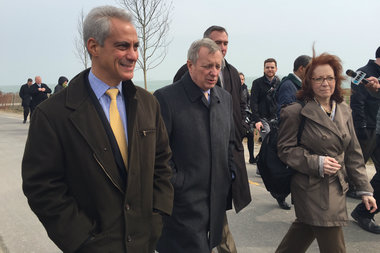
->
[346,69,369,85]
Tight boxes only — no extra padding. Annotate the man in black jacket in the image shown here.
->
[350,46,380,234]
[19,78,33,123]
[250,58,280,137]
[29,76,51,115]
[250,58,292,210]
[173,26,251,253]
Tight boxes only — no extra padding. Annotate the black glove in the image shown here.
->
[356,127,368,140]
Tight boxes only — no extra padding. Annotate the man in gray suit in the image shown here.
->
[154,38,235,252]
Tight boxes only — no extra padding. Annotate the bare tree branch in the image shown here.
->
[119,0,173,90]
[73,9,89,70]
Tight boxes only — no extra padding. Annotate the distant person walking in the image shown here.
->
[29,76,51,115]
[19,78,33,123]
[54,76,68,94]
[240,72,255,164]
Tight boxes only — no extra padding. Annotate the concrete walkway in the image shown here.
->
[0,111,379,253]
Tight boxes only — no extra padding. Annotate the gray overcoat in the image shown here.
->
[278,100,373,227]
[154,72,235,252]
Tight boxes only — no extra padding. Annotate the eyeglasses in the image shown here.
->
[311,77,335,84]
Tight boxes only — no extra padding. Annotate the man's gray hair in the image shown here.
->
[83,6,133,54]
[187,38,221,64]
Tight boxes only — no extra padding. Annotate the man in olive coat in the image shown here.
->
[22,6,173,253]
[155,38,234,252]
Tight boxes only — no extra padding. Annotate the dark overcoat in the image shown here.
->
[154,73,234,252]
[22,69,173,253]
[278,101,373,226]
[173,60,251,212]
[29,82,52,108]
[19,83,32,107]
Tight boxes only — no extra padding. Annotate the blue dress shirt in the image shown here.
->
[88,70,128,143]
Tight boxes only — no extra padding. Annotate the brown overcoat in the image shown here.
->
[22,69,173,253]
[278,100,373,227]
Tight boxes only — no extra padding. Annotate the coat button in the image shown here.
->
[125,204,130,211]
[103,147,107,151]
[322,135,327,140]
[127,235,132,242]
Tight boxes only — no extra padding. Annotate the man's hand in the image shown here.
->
[362,195,378,213]
[255,121,263,131]
[365,76,380,92]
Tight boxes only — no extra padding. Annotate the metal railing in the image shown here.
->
[0,92,22,110]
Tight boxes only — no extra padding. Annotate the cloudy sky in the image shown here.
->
[0,0,379,89]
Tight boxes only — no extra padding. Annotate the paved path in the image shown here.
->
[0,111,379,253]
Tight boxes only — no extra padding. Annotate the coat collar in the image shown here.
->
[182,72,222,106]
[301,100,349,140]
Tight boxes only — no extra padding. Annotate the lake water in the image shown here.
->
[0,80,172,94]
[0,77,351,93]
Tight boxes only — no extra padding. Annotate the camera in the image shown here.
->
[244,110,255,134]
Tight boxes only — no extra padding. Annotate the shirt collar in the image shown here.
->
[290,73,302,83]
[88,69,123,99]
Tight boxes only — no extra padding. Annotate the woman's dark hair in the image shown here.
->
[297,49,345,103]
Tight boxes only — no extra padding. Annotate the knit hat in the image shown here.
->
[376,46,380,58]
[58,76,68,86]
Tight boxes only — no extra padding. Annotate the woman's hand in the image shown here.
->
[323,156,341,175]
[362,195,378,213]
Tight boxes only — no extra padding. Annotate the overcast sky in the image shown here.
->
[0,0,379,89]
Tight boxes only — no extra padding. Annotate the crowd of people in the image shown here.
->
[19,4,380,253]
[18,75,68,123]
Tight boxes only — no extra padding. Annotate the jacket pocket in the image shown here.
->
[170,162,185,192]
[139,129,156,137]
[76,223,124,253]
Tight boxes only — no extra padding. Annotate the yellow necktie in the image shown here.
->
[204,91,209,103]
[106,89,128,168]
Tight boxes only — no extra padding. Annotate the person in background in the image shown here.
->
[155,38,234,253]
[276,52,377,253]
[240,72,255,164]
[350,46,380,234]
[173,25,251,253]
[276,55,311,119]
[54,76,69,94]
[250,58,280,140]
[263,55,311,210]
[29,76,51,116]
[251,58,290,209]
[22,6,173,252]
[19,78,33,123]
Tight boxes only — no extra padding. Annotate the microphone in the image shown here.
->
[346,69,369,85]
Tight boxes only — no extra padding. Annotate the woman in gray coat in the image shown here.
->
[275,52,377,253]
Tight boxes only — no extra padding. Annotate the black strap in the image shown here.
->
[296,100,306,144]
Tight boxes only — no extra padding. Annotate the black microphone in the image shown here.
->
[346,69,369,85]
